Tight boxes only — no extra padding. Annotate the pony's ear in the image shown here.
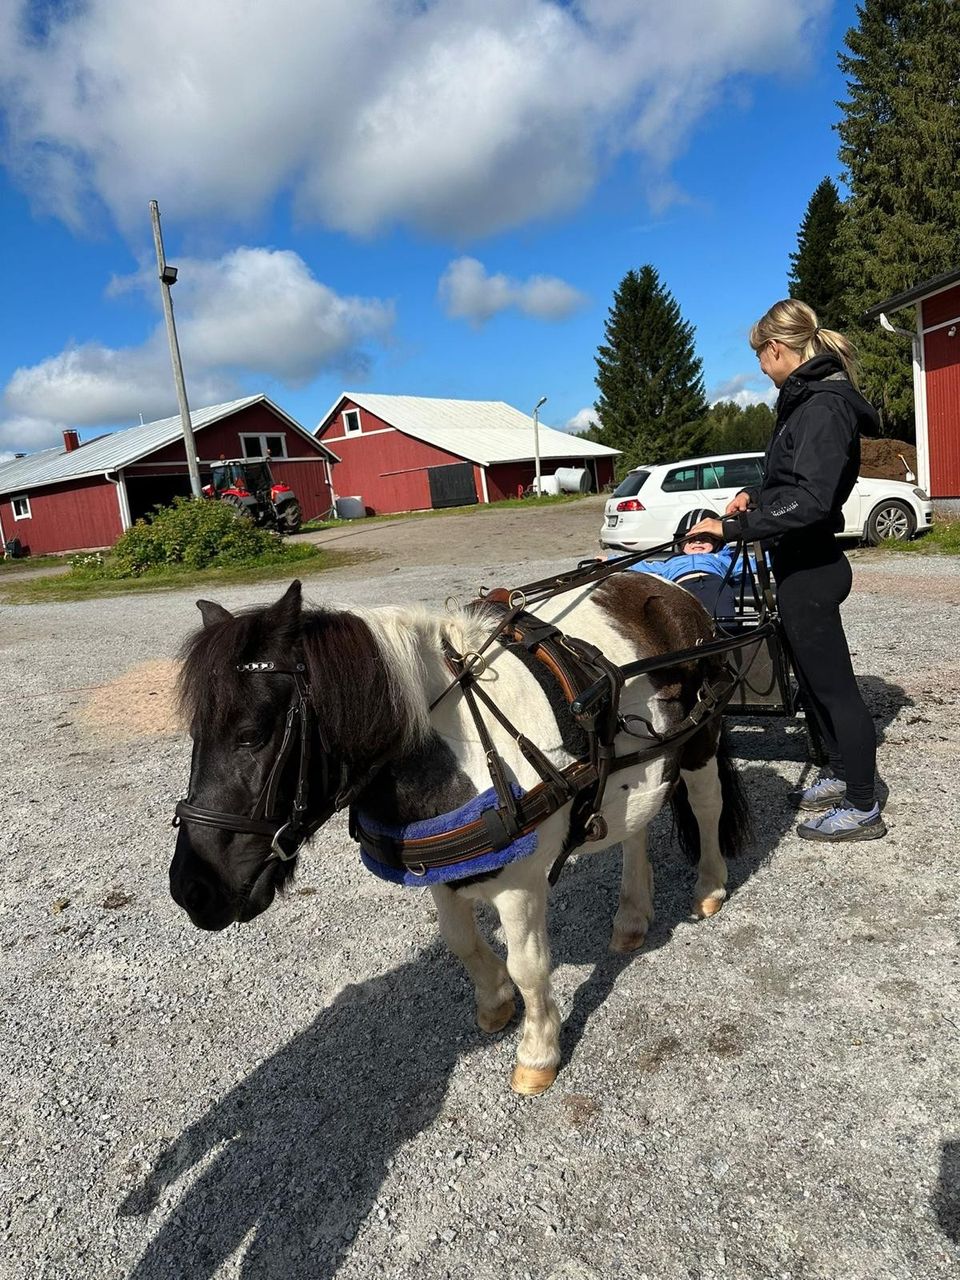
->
[197,599,233,628]
[270,579,302,621]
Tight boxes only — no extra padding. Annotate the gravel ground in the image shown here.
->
[1,519,959,1279]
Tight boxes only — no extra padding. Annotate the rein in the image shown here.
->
[173,538,774,878]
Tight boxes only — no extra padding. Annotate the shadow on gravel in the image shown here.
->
[120,941,477,1279]
[934,1140,960,1244]
[723,674,911,768]
[118,761,792,1278]
[553,760,788,1073]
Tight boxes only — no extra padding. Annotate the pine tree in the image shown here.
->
[836,0,960,437]
[702,401,775,455]
[594,266,708,470]
[788,177,846,328]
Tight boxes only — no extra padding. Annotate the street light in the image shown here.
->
[532,396,547,495]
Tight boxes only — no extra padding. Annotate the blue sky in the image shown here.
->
[0,0,859,457]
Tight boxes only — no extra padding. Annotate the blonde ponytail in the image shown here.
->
[750,298,860,387]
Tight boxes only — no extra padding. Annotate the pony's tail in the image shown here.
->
[671,727,752,863]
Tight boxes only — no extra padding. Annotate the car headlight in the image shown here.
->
[912,487,930,500]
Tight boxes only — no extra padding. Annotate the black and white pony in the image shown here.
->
[172,577,748,1094]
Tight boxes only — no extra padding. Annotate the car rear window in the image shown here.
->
[612,470,649,498]
[661,465,699,493]
[701,457,764,491]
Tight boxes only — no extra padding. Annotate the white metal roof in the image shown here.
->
[319,393,620,465]
[0,395,338,496]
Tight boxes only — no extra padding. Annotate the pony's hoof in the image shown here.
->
[477,998,516,1034]
[609,927,647,953]
[511,1064,558,1096]
[695,892,726,918]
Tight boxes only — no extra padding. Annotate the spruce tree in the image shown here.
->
[836,0,960,437]
[594,266,708,470]
[788,177,846,328]
[702,401,775,455]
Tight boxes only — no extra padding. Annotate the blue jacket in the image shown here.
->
[627,545,747,583]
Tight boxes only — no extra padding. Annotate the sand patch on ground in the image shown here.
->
[80,659,183,739]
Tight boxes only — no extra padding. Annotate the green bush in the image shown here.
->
[82,498,283,578]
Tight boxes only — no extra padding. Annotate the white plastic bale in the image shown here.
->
[554,467,590,494]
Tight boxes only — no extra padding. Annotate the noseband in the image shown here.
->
[173,660,346,862]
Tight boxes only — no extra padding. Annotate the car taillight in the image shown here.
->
[616,499,645,512]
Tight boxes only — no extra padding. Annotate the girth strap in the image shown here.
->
[354,761,599,873]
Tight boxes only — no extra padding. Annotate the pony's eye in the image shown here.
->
[235,729,264,750]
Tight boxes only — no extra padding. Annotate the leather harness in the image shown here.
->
[174,543,775,883]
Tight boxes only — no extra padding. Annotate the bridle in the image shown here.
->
[173,661,347,863]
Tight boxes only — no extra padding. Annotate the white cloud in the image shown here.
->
[3,248,394,430]
[439,257,587,325]
[0,415,70,455]
[709,373,778,409]
[117,248,395,385]
[4,339,231,427]
[565,407,601,435]
[0,0,831,238]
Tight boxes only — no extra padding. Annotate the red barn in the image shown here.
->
[314,393,620,515]
[866,267,960,509]
[0,395,338,557]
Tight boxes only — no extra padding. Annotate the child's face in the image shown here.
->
[682,536,717,555]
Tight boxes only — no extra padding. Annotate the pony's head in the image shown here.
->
[170,580,414,930]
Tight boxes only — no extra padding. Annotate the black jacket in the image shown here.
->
[721,354,880,548]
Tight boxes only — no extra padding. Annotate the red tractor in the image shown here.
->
[203,458,303,534]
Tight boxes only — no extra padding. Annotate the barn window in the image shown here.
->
[240,433,287,459]
[12,495,31,520]
[342,409,362,435]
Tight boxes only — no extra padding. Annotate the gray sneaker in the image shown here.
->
[797,802,887,842]
[788,773,847,812]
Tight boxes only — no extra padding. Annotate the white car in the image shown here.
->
[600,450,934,553]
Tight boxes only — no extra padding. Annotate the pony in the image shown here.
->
[171,576,749,1094]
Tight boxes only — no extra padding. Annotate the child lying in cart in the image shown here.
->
[610,508,760,619]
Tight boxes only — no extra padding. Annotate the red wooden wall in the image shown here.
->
[317,399,617,513]
[485,457,616,502]
[318,400,475,514]
[922,284,960,499]
[3,476,121,555]
[129,404,335,520]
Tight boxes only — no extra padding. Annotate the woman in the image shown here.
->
[687,299,885,842]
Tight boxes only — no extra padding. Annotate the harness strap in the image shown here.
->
[355,762,599,872]
[466,675,576,808]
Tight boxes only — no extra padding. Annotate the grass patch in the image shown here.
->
[299,491,593,532]
[0,544,372,603]
[884,519,960,555]
[0,554,65,574]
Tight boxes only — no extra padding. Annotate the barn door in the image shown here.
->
[427,463,477,509]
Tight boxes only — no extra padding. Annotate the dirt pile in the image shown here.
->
[80,659,182,739]
[860,438,917,482]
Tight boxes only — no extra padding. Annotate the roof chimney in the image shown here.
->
[63,429,80,453]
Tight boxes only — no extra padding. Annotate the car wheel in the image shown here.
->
[865,499,915,545]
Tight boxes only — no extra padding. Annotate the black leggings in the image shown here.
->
[774,545,877,808]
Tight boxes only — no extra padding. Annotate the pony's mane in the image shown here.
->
[178,596,492,760]
[177,604,302,734]
[299,605,431,760]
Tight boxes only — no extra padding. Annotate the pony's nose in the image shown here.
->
[182,878,212,914]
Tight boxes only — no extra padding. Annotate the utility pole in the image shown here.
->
[532,396,547,495]
[149,200,203,498]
